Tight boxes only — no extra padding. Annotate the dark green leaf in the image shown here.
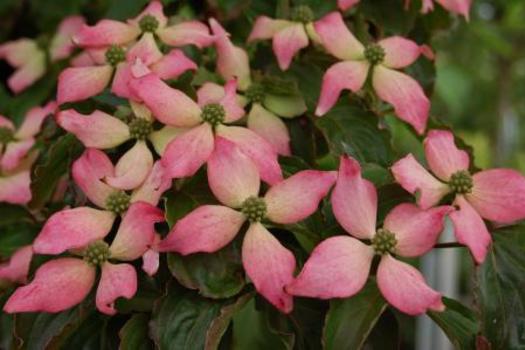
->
[119,314,154,350]
[0,204,34,227]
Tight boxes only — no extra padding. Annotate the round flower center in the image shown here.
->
[291,5,314,23]
[245,84,266,104]
[201,103,225,126]
[0,127,14,144]
[449,170,473,194]
[128,117,153,140]
[364,44,385,65]
[83,240,111,266]
[241,196,267,223]
[105,45,126,66]
[139,14,159,33]
[372,228,397,255]
[105,191,131,214]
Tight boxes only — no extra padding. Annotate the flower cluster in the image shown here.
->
[1,0,525,323]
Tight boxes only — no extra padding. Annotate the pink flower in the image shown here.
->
[247,5,320,70]
[158,138,337,313]
[314,12,430,134]
[338,0,360,11]
[407,0,471,19]
[287,156,452,315]
[392,130,525,263]
[129,73,283,184]
[49,16,86,62]
[0,245,33,286]
[0,39,46,94]
[3,201,164,314]
[0,102,56,204]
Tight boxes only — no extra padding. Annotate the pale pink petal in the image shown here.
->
[111,62,136,99]
[0,246,33,284]
[96,262,137,315]
[74,20,140,47]
[131,161,172,206]
[377,255,444,315]
[436,0,471,19]
[15,101,56,139]
[247,104,291,156]
[149,126,187,156]
[391,154,450,209]
[421,0,435,13]
[378,36,421,69]
[57,109,130,149]
[216,125,283,185]
[72,148,115,208]
[157,21,214,48]
[286,236,373,298]
[0,115,14,129]
[247,16,294,41]
[467,169,525,223]
[384,203,453,257]
[315,61,369,116]
[105,142,153,190]
[70,51,96,67]
[197,82,227,107]
[0,171,32,205]
[273,23,308,71]
[420,44,435,60]
[424,130,470,181]
[209,18,252,90]
[0,39,38,67]
[33,207,114,255]
[129,73,202,127]
[1,140,35,172]
[50,16,86,61]
[338,0,360,10]
[449,196,491,264]
[265,170,337,224]
[242,223,296,313]
[150,49,197,80]
[4,258,95,313]
[142,247,159,276]
[8,54,46,94]
[109,202,164,260]
[313,12,364,60]
[126,33,162,66]
[219,79,246,122]
[161,123,214,179]
[57,65,113,104]
[129,0,167,28]
[207,137,260,208]
[331,156,377,239]
[372,66,429,135]
[85,48,107,65]
[159,205,245,254]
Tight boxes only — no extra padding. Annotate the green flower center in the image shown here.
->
[105,45,126,66]
[245,84,266,104]
[449,170,473,194]
[372,228,397,255]
[201,103,225,126]
[0,127,14,144]
[291,5,314,23]
[364,44,385,65]
[83,240,111,266]
[128,117,153,140]
[139,14,159,33]
[105,191,131,214]
[241,196,267,223]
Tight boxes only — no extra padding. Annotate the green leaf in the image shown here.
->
[151,282,248,350]
[428,297,478,350]
[0,224,39,258]
[119,314,154,350]
[477,224,525,349]
[323,280,388,350]
[29,134,83,209]
[315,102,394,167]
[360,0,418,35]
[0,204,34,227]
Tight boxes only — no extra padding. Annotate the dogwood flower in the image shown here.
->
[287,156,452,315]
[406,0,471,19]
[0,16,84,94]
[314,12,430,134]
[0,245,33,287]
[129,71,283,184]
[338,0,360,11]
[3,201,164,314]
[0,102,56,204]
[206,19,307,155]
[392,130,525,263]
[158,138,337,312]
[247,5,320,70]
